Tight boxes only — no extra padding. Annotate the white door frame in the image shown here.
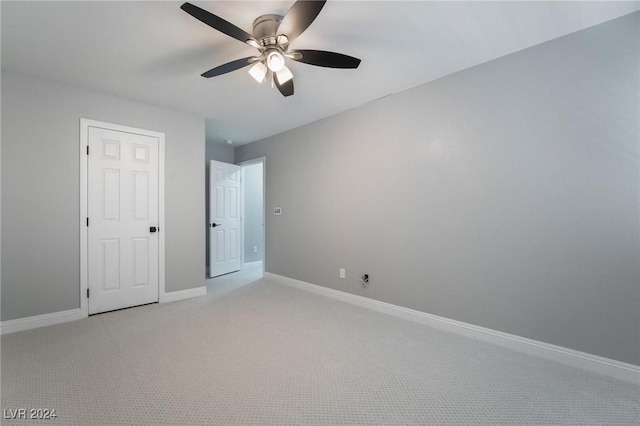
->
[79,118,166,317]
[238,157,266,274]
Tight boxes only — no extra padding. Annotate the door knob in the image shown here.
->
[210,223,220,228]
[150,226,157,233]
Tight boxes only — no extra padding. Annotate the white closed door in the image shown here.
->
[88,127,159,314]
[210,160,242,277]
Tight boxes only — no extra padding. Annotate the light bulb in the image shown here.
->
[248,62,267,83]
[276,65,293,84]
[266,51,285,72]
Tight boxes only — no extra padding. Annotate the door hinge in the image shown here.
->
[86,217,89,226]
[86,146,89,155]
[86,289,90,298]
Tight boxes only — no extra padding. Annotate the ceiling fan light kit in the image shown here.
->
[180,0,361,97]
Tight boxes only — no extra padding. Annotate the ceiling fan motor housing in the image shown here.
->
[252,14,286,47]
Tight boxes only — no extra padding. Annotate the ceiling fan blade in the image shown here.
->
[201,57,260,78]
[275,74,294,97]
[290,50,361,69]
[181,2,258,47]
[277,0,326,42]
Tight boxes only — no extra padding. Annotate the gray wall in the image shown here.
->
[243,162,264,263]
[1,71,205,321]
[206,142,234,165]
[236,13,640,365]
[204,141,235,271]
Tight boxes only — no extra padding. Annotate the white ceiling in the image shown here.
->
[2,1,639,146]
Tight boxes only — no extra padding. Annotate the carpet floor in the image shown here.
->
[2,270,638,425]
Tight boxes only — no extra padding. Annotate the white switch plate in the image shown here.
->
[253,246,258,253]
[274,207,282,215]
[339,268,346,279]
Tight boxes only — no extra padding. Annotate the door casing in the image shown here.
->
[80,118,166,317]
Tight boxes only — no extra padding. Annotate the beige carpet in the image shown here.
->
[2,273,639,425]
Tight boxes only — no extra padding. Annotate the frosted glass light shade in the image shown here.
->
[266,51,285,72]
[276,65,293,84]
[248,62,267,83]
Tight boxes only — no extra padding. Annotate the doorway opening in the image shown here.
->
[205,157,264,294]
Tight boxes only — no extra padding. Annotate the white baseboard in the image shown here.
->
[2,286,208,335]
[265,273,639,384]
[0,308,84,335]
[160,286,207,303]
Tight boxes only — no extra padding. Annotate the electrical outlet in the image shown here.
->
[339,268,346,279]
[253,246,258,253]
[361,274,369,288]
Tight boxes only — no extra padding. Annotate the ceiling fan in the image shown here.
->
[181,0,361,97]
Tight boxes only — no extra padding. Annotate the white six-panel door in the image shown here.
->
[88,127,159,314]
[210,160,242,277]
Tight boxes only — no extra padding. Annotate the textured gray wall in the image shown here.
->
[204,141,235,271]
[1,71,205,321]
[243,163,264,263]
[236,13,640,365]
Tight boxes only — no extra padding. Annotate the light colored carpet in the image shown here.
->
[2,269,639,425]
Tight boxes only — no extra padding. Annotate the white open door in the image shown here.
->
[87,126,160,314]
[210,160,242,277]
